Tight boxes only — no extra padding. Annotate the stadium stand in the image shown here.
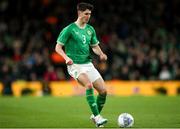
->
[0,0,180,95]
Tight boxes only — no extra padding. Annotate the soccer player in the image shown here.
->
[55,2,108,127]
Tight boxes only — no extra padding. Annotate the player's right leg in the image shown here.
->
[92,78,108,127]
[86,63,107,114]
[77,73,107,127]
[77,73,99,116]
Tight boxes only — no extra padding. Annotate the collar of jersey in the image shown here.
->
[74,22,87,30]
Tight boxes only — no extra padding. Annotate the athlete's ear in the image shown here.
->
[77,10,83,17]
[77,10,81,16]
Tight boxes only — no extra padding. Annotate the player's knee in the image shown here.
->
[86,83,93,89]
[99,89,107,96]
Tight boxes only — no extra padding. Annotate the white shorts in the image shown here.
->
[67,62,102,83]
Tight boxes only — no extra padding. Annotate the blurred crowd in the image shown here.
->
[0,0,180,93]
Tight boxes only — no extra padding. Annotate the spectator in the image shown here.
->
[0,0,179,86]
[159,65,172,80]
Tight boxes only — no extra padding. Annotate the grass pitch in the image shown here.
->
[0,96,180,128]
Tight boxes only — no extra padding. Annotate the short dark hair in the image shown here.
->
[77,2,94,11]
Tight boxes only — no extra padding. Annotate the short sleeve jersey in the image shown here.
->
[57,23,99,64]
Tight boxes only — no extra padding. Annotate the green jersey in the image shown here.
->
[57,23,99,64]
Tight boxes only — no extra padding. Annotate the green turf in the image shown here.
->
[0,96,180,128]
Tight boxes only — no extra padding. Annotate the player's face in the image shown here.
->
[79,9,91,23]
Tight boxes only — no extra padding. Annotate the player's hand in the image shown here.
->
[65,57,73,65]
[100,53,107,61]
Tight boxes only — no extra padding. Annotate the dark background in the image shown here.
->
[0,0,180,94]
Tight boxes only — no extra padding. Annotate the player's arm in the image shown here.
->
[56,25,73,65]
[91,45,107,61]
[55,43,73,65]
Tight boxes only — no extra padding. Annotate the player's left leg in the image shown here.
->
[93,78,107,113]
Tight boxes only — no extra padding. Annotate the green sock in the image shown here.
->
[86,88,99,116]
[96,94,106,113]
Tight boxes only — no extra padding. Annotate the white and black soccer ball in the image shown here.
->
[118,113,134,128]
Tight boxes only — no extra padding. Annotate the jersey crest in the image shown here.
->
[87,30,92,36]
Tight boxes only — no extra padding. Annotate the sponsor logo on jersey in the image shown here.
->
[73,29,79,35]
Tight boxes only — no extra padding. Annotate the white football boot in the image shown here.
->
[90,114,107,127]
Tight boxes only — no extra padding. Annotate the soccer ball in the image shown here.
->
[117,113,134,128]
